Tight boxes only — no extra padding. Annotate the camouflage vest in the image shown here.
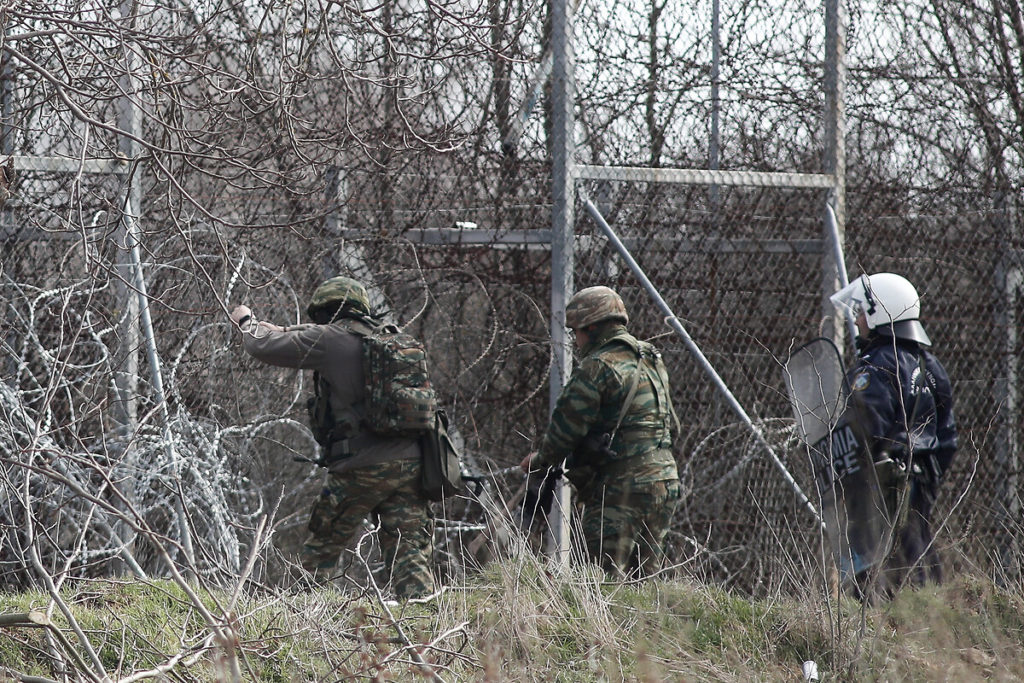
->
[597,330,678,456]
[562,329,678,489]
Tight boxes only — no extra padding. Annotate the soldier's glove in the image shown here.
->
[520,466,562,531]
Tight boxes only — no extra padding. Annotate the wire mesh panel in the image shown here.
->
[573,178,830,592]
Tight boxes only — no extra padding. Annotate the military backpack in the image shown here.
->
[307,321,437,444]
[306,319,462,498]
[358,322,438,436]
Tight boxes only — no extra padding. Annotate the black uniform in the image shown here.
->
[847,334,957,586]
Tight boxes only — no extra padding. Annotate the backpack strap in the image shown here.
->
[609,340,679,443]
[626,339,680,436]
[337,316,379,338]
[610,362,643,444]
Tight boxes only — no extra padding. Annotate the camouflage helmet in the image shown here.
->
[307,276,371,319]
[565,285,629,329]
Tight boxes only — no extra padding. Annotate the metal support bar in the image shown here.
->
[396,228,821,254]
[577,165,835,189]
[123,197,199,570]
[9,155,130,175]
[824,203,857,347]
[401,228,552,245]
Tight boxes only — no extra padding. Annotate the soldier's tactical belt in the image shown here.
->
[597,448,675,478]
[611,426,670,442]
[323,433,375,463]
[616,426,660,434]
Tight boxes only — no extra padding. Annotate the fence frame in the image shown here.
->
[535,0,849,560]
[0,0,870,574]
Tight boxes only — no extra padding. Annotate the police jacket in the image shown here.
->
[535,324,677,482]
[241,319,420,472]
[847,335,957,478]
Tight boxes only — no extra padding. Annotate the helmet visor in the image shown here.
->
[829,276,868,318]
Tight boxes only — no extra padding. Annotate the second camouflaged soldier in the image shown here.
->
[521,285,681,577]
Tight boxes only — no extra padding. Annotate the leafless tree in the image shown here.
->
[0,8,1021,679]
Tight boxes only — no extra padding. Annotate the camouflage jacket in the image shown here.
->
[535,324,678,482]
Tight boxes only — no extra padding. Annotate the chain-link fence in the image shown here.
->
[1,0,1022,597]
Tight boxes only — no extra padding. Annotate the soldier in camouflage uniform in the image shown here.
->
[230,276,434,599]
[521,286,681,577]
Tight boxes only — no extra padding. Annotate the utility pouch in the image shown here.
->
[306,372,335,447]
[323,439,354,466]
[420,409,464,501]
[294,439,353,468]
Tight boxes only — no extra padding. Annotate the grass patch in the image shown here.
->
[2,566,1024,681]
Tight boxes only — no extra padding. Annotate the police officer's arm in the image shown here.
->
[931,359,958,476]
[530,357,607,471]
[848,365,898,456]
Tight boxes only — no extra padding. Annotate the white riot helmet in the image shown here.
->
[830,272,932,346]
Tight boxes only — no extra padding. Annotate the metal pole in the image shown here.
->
[115,0,196,572]
[824,204,857,348]
[998,262,1021,579]
[109,0,143,578]
[1,28,15,381]
[122,198,198,569]
[501,0,582,154]
[1,27,11,156]
[548,0,576,566]
[709,0,721,224]
[823,0,847,346]
[994,194,1021,582]
[582,195,821,525]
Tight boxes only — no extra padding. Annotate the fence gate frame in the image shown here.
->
[541,0,850,562]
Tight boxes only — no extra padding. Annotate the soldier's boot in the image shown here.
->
[378,527,435,600]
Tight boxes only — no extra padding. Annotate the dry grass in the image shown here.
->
[2,540,1024,682]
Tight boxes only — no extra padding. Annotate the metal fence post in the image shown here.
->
[548,0,575,567]
[823,0,847,346]
[1,27,15,382]
[108,0,144,579]
[994,195,1021,582]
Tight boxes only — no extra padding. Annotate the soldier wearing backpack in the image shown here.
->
[230,276,435,599]
[520,285,681,578]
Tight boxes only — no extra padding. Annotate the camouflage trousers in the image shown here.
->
[577,477,681,578]
[302,458,435,599]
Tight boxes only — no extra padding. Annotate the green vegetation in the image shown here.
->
[2,557,1023,682]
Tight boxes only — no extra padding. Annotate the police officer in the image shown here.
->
[520,286,681,577]
[230,276,435,599]
[831,272,958,590]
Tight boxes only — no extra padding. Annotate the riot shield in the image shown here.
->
[783,338,903,590]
